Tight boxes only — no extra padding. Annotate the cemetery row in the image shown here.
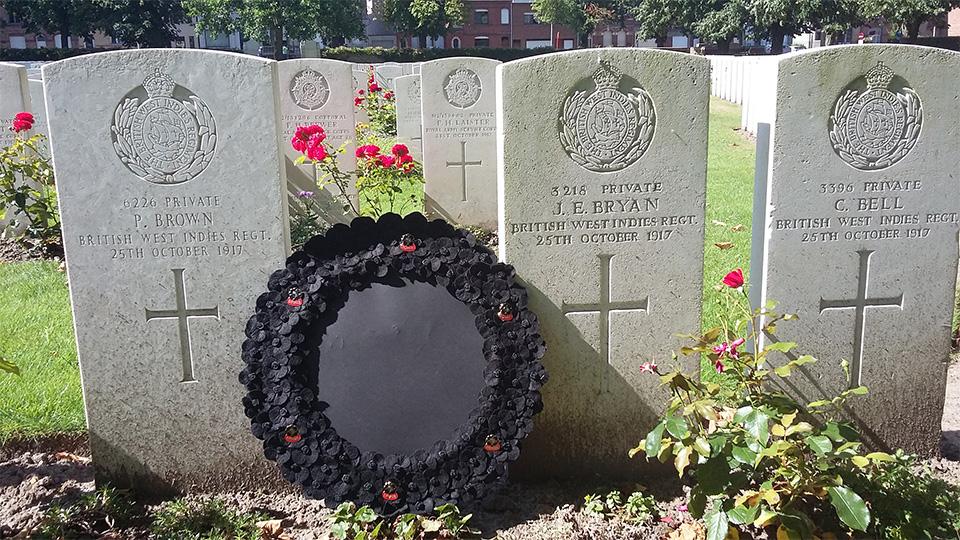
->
[1,45,956,490]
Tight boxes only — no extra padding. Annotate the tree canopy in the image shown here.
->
[183,0,365,56]
[96,0,189,48]
[380,0,466,46]
[533,0,629,47]
[859,0,960,38]
[4,0,101,48]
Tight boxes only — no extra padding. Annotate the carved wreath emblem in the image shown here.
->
[290,69,330,111]
[443,68,482,109]
[112,69,217,185]
[829,61,922,171]
[560,60,655,173]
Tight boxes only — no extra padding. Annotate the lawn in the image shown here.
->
[0,98,758,441]
[0,260,84,442]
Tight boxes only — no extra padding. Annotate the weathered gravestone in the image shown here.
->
[278,59,357,224]
[374,63,404,90]
[0,62,32,235]
[754,45,960,455]
[28,79,48,140]
[498,49,709,477]
[421,57,500,229]
[394,74,423,163]
[44,49,290,490]
[0,62,30,148]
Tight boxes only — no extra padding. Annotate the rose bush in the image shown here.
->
[0,111,59,250]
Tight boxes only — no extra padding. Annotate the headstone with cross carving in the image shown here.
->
[394,74,423,163]
[754,45,960,455]
[498,49,709,478]
[278,59,357,226]
[43,49,290,492]
[420,57,500,229]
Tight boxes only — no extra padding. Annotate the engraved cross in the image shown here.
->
[563,254,649,392]
[145,268,220,383]
[445,141,482,202]
[819,250,903,388]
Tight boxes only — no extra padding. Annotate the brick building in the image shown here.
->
[445,0,578,49]
[0,7,114,49]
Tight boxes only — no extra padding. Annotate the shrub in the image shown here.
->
[318,46,557,64]
[329,502,479,539]
[582,490,658,524]
[633,268,890,540]
[356,65,397,138]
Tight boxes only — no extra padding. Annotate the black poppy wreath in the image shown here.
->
[240,212,547,515]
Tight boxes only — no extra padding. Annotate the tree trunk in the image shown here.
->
[655,35,668,48]
[60,22,70,49]
[907,19,922,39]
[418,32,427,49]
[769,24,785,54]
[579,32,589,48]
[717,36,731,54]
[272,25,284,60]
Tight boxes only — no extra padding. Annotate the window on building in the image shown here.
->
[9,36,26,49]
[474,36,490,47]
[523,12,537,25]
[36,35,47,48]
[501,36,509,47]
[501,8,510,24]
[84,36,94,48]
[8,12,21,24]
[562,39,574,49]
[525,39,550,49]
[451,37,461,49]
[612,33,620,46]
[188,35,196,48]
[474,10,489,24]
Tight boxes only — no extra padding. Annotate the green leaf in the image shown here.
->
[695,456,730,495]
[727,503,760,525]
[764,341,797,353]
[356,507,378,523]
[665,415,691,439]
[827,486,870,531]
[704,508,729,540]
[850,455,869,468]
[694,437,712,457]
[644,421,666,458]
[805,435,833,455]
[844,385,869,396]
[822,421,860,443]
[741,409,771,446]
[865,451,895,463]
[688,490,707,519]
[731,445,757,466]
[777,509,815,540]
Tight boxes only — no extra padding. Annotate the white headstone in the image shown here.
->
[374,62,404,90]
[0,62,30,149]
[28,79,48,141]
[755,45,960,455]
[278,59,357,224]
[421,57,500,229]
[394,74,422,163]
[44,49,290,490]
[498,49,709,477]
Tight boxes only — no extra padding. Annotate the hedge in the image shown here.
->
[317,46,558,63]
[0,47,121,61]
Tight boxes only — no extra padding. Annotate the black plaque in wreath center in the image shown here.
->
[314,280,486,455]
[240,213,547,515]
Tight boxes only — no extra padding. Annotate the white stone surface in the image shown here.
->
[498,49,709,477]
[421,57,500,229]
[278,58,357,224]
[0,62,30,148]
[44,49,290,490]
[756,45,960,455]
[28,79,48,141]
[394,74,422,163]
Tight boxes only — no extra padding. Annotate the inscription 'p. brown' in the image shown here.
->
[145,268,220,383]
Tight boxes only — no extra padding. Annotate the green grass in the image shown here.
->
[702,98,756,332]
[0,260,84,442]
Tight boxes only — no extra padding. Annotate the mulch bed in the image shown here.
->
[0,237,63,264]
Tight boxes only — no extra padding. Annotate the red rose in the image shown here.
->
[368,82,380,93]
[356,144,380,159]
[354,97,363,107]
[378,154,396,168]
[15,112,34,123]
[306,142,328,161]
[391,144,409,157]
[357,89,365,96]
[291,134,307,153]
[384,91,394,100]
[397,154,414,165]
[722,268,745,289]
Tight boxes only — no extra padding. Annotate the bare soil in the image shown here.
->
[3,360,960,539]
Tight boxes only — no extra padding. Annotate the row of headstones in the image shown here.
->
[20,45,960,489]
[707,55,777,136]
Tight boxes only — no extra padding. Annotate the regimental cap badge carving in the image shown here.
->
[829,61,922,171]
[111,68,217,185]
[290,68,330,111]
[559,59,656,173]
[443,68,482,109]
